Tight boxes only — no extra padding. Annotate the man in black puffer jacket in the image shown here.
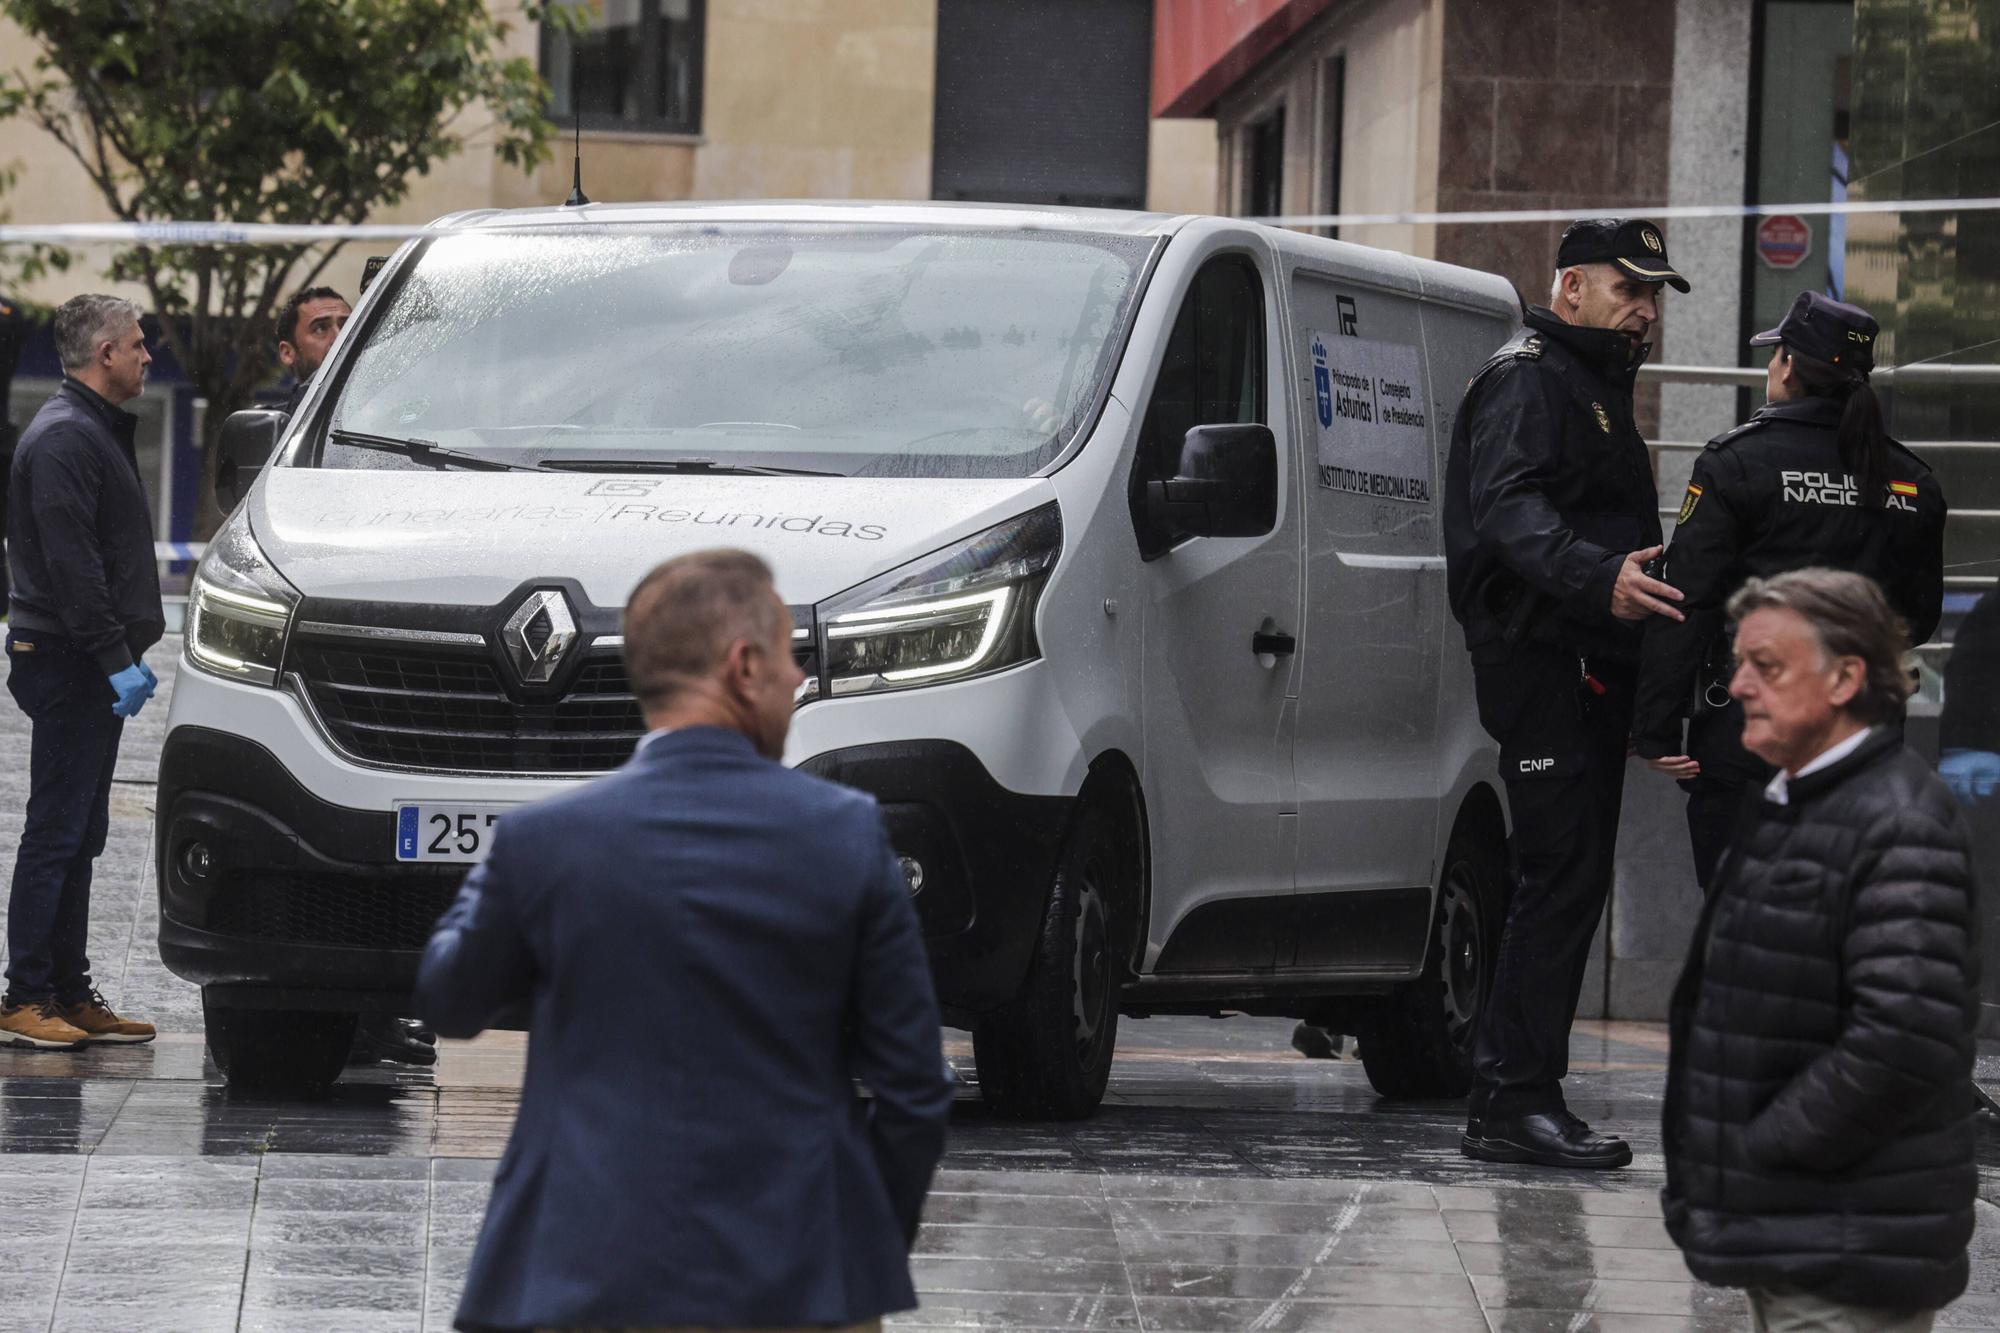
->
[1664,568,1979,1330]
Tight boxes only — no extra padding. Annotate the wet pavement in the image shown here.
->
[0,639,1995,1331]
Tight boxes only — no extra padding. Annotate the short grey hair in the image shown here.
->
[622,548,789,709]
[1727,568,1912,725]
[53,294,142,371]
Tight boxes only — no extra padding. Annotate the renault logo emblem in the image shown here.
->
[502,589,577,684]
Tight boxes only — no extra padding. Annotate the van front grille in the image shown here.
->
[286,631,815,774]
[289,640,646,773]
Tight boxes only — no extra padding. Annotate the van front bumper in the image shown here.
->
[156,726,1069,1024]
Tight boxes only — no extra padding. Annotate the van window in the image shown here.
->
[320,226,1156,480]
[1131,254,1266,553]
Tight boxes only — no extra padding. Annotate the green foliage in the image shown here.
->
[0,0,576,521]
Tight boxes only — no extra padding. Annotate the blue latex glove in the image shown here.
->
[137,659,158,697]
[108,664,150,718]
[1939,748,2000,807]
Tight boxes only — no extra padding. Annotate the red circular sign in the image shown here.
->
[1757,214,1813,270]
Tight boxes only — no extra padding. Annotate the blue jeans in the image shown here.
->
[5,629,123,1006]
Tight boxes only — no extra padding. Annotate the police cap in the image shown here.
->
[1749,290,1878,375]
[1556,217,1690,293]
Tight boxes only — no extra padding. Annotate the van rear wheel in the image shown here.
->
[973,796,1134,1120]
[1357,825,1504,1099]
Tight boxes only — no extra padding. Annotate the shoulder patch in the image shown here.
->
[1514,334,1544,360]
[1705,419,1767,451]
[1677,483,1703,524]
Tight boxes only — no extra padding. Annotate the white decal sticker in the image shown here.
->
[1310,331,1432,504]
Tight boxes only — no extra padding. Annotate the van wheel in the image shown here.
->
[203,992,357,1097]
[973,796,1133,1120]
[1357,826,1504,1099]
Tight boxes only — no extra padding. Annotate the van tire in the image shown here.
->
[972,795,1132,1120]
[1357,824,1504,1099]
[203,993,356,1097]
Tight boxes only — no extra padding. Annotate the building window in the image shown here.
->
[1244,108,1285,219]
[543,0,704,136]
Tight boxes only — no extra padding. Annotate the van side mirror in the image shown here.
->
[214,408,285,512]
[1144,423,1278,543]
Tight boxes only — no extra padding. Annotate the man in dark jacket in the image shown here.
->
[4,294,162,1049]
[1444,218,1689,1168]
[417,548,951,1333]
[274,285,350,422]
[1664,568,1978,1330]
[1634,293,1946,888]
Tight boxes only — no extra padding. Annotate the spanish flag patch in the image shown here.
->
[1677,484,1703,524]
[1889,480,1919,497]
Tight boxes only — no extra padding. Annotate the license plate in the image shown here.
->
[394,804,513,863]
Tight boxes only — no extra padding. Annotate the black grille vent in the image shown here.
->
[210,870,465,951]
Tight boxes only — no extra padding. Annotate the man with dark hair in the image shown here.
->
[1443,218,1690,1169]
[418,548,951,1333]
[1664,567,1979,1331]
[4,293,161,1049]
[274,285,350,419]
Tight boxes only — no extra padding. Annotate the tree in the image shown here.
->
[0,0,574,533]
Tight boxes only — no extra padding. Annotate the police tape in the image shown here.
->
[155,541,204,562]
[1253,196,2000,229]
[0,195,1997,244]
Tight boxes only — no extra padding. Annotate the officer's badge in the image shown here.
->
[1678,483,1702,524]
[1591,402,1611,434]
[1642,228,1663,253]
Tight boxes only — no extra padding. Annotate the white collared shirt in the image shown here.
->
[634,727,674,755]
[1763,726,1872,806]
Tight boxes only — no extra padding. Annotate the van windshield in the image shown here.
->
[322,225,1156,479]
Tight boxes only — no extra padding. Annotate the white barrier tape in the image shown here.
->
[155,541,204,561]
[1254,196,2000,228]
[0,196,1996,245]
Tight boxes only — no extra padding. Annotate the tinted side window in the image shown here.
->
[1132,255,1267,554]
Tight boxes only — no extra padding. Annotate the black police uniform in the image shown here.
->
[1632,295,1946,889]
[1444,218,1685,1147]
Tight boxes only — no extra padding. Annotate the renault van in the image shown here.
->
[157,202,1515,1112]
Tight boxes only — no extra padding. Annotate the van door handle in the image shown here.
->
[1252,630,1296,657]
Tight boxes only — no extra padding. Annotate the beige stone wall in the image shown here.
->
[0,0,1214,311]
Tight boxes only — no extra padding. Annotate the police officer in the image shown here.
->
[1634,292,1946,887]
[1445,218,1689,1170]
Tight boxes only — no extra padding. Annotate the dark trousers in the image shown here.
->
[1680,703,1772,892]
[5,629,122,1006]
[1470,646,1635,1121]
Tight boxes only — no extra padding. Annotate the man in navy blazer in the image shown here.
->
[417,548,953,1333]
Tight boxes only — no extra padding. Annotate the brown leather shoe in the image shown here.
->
[59,992,156,1044]
[0,1000,88,1049]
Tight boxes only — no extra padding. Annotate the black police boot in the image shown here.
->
[346,1015,439,1068]
[1290,1022,1344,1059]
[1461,1109,1631,1169]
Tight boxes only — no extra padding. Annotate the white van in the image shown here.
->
[158,202,1515,1111]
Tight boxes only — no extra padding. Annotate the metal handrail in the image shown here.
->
[1640,362,2000,387]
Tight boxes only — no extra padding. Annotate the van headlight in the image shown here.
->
[185,509,298,688]
[815,504,1060,698]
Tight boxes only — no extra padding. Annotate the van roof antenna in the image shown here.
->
[563,48,590,207]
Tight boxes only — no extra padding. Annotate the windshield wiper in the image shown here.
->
[327,429,536,473]
[535,457,843,478]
